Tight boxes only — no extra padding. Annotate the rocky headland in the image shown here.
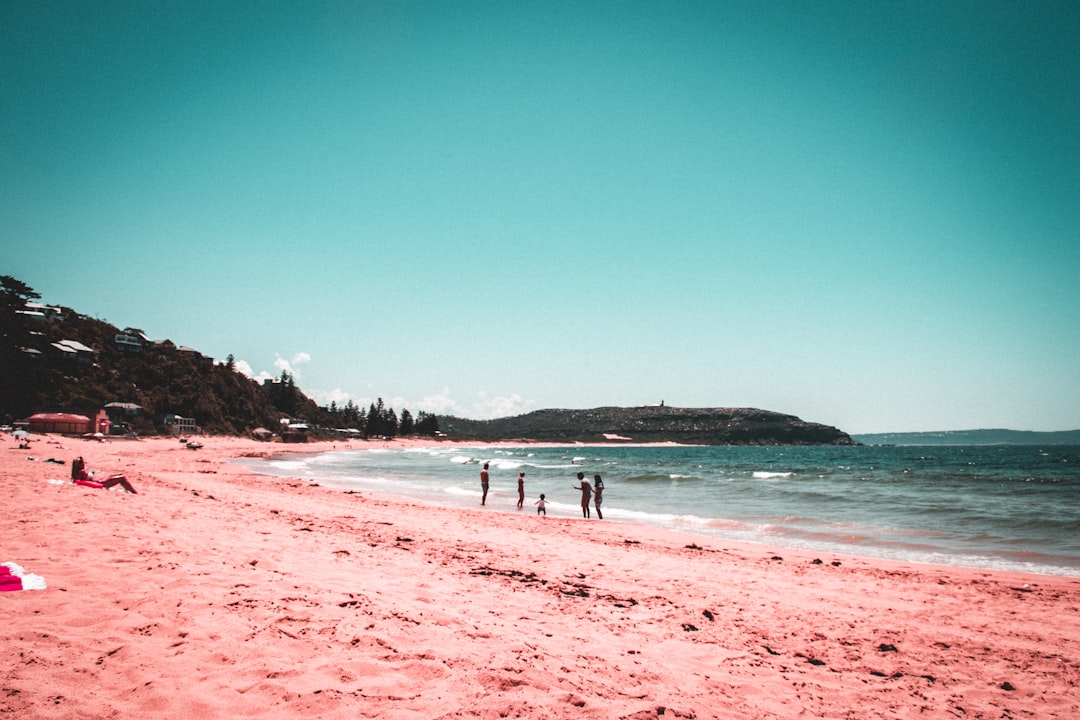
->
[440,405,855,445]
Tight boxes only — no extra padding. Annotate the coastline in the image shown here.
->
[3,434,1078,717]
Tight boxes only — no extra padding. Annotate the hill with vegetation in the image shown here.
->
[439,406,855,445]
[0,275,434,437]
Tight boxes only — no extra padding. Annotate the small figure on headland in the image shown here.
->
[480,462,490,506]
[517,471,525,509]
[572,471,592,518]
[535,493,547,516]
[593,474,604,520]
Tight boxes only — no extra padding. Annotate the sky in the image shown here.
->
[3,1,1079,434]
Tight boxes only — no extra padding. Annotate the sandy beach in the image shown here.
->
[3,434,1078,719]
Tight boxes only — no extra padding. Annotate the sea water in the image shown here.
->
[240,444,1080,577]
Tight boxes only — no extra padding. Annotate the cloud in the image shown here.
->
[413,388,464,416]
[232,359,275,384]
[468,392,536,420]
[272,351,312,379]
[311,388,354,407]
[232,359,255,378]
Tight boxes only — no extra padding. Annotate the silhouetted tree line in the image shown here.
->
[318,397,439,438]
[0,276,439,437]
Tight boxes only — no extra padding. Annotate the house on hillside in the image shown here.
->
[24,302,65,322]
[50,339,95,365]
[115,327,150,353]
[104,402,143,419]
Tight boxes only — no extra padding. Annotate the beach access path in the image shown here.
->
[2,434,1078,718]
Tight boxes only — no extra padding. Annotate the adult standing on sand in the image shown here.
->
[517,472,525,509]
[593,474,604,520]
[480,462,490,506]
[572,472,592,518]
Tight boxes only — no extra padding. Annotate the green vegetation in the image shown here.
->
[0,275,438,438]
[441,406,855,445]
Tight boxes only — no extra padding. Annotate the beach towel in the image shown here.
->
[0,562,46,591]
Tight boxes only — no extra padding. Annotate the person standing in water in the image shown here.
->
[572,471,592,518]
[593,474,604,520]
[517,471,525,509]
[480,462,490,505]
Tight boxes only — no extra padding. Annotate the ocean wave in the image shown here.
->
[623,473,692,483]
[268,460,309,471]
[752,471,794,480]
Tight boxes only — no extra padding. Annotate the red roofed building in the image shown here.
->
[27,413,92,434]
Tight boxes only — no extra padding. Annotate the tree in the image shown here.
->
[366,399,385,438]
[384,406,399,436]
[415,411,440,436]
[0,275,40,309]
[399,408,414,435]
[0,275,41,345]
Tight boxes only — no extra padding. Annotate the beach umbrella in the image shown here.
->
[12,430,29,438]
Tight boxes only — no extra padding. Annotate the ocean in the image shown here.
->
[240,443,1080,577]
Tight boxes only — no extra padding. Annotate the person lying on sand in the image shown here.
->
[71,456,137,493]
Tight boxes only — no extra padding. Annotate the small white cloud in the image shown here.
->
[233,359,255,378]
[272,351,311,378]
[232,359,275,384]
[469,393,535,419]
[412,388,464,416]
[311,388,353,406]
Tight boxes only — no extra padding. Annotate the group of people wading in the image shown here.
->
[480,463,604,519]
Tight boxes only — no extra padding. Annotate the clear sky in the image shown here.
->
[4,1,1079,433]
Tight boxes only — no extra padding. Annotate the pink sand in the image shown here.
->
[3,434,1078,718]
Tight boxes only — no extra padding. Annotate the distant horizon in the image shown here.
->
[6,3,1078,434]
[851,428,1080,438]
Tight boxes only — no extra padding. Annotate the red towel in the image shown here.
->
[0,562,46,591]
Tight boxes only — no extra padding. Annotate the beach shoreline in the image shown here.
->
[3,434,1078,718]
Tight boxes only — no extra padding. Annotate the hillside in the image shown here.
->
[440,406,855,445]
[0,276,319,435]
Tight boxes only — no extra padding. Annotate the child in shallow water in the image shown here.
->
[535,493,547,516]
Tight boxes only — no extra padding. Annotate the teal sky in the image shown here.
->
[4,1,1079,433]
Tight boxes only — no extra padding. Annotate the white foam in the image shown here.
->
[269,460,308,471]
